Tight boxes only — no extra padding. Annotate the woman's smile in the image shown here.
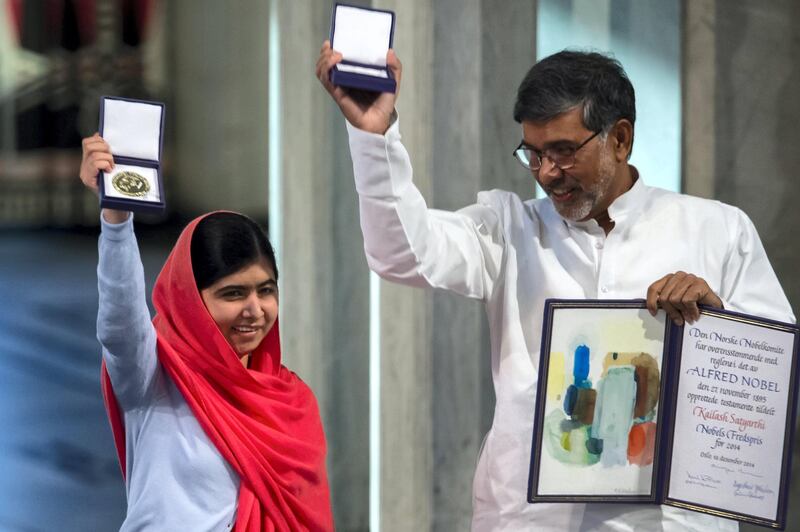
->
[200,258,279,361]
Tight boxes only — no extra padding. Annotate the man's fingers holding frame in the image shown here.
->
[646,271,722,325]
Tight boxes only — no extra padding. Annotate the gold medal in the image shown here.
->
[112,170,151,198]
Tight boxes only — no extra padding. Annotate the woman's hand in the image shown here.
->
[315,40,401,135]
[80,133,129,224]
[80,133,114,194]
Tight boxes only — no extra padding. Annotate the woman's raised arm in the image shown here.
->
[81,135,159,409]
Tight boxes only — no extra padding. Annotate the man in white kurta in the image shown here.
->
[317,44,794,531]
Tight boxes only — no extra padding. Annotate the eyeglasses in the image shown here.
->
[512,130,601,172]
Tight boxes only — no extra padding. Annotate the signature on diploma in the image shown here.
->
[733,479,774,500]
[685,471,720,489]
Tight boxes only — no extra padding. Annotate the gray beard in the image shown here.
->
[552,148,616,222]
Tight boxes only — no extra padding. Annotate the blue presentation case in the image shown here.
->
[98,96,166,214]
[329,3,396,93]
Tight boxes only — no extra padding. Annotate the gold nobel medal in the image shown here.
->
[112,170,151,198]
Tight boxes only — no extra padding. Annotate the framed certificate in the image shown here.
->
[662,307,798,529]
[98,96,166,214]
[528,299,799,529]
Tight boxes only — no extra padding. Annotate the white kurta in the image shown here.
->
[347,119,795,532]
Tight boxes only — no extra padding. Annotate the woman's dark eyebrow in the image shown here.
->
[214,284,246,295]
[214,279,276,294]
[214,278,278,294]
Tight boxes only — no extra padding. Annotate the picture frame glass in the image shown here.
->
[533,304,667,497]
[665,311,797,523]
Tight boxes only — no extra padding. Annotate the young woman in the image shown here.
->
[80,134,333,531]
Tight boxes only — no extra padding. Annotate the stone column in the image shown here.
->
[712,0,800,313]
[685,0,799,311]
[429,1,537,529]
[272,1,371,530]
[683,4,800,528]
[370,1,536,530]
[170,1,270,217]
[430,0,485,528]
[682,0,715,199]
[371,1,435,529]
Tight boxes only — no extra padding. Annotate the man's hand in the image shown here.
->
[315,40,401,135]
[79,133,129,224]
[646,271,723,326]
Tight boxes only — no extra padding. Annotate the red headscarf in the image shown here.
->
[101,212,334,531]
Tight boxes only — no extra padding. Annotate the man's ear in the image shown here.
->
[611,119,634,162]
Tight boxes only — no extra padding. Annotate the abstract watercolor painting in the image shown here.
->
[533,303,667,497]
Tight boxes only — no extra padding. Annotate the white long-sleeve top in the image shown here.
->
[97,215,239,531]
[347,119,795,532]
